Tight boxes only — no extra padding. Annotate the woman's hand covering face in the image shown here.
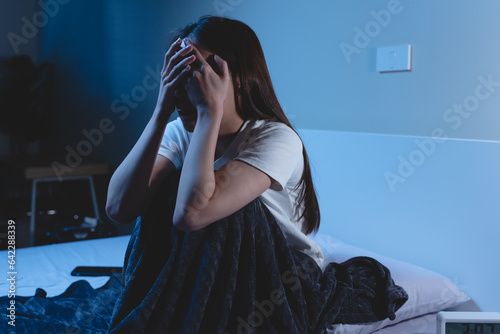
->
[154,38,196,119]
[181,38,231,118]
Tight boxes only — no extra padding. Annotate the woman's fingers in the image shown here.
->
[188,43,211,71]
[169,64,192,89]
[163,44,194,80]
[161,38,195,79]
[214,54,229,79]
[161,38,182,78]
[155,38,196,114]
[164,54,196,88]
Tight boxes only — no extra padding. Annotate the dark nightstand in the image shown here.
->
[0,155,109,246]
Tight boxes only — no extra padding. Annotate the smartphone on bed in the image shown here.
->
[71,266,122,277]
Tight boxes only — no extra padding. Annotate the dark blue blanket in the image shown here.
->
[0,272,122,333]
[1,172,407,333]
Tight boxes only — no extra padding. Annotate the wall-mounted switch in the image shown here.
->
[376,45,412,72]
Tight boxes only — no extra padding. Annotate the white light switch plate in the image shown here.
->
[376,45,412,72]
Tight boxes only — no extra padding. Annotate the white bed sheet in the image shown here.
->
[0,236,130,297]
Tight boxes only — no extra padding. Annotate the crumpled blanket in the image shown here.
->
[109,172,408,333]
[0,172,407,333]
[0,272,122,333]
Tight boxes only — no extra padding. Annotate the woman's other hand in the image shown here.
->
[183,40,230,118]
[155,38,196,121]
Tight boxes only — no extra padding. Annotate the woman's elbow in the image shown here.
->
[106,201,136,225]
[172,208,205,232]
[105,202,122,224]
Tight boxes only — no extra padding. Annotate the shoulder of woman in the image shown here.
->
[250,120,302,148]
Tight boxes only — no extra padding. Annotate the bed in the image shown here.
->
[0,232,471,333]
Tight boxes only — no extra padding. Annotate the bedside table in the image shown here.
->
[0,155,109,246]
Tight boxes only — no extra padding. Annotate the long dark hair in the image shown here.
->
[172,16,320,234]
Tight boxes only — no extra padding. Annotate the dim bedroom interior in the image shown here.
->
[1,0,500,333]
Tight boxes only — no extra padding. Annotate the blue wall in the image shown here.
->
[13,0,496,165]
[232,0,500,141]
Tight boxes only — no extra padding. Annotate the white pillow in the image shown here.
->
[312,233,471,334]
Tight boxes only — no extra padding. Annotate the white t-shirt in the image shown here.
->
[158,117,324,267]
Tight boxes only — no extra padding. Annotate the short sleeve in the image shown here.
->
[158,118,191,169]
[235,122,303,191]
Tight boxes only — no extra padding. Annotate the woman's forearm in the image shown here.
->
[106,109,170,223]
[106,36,195,223]
[173,110,222,230]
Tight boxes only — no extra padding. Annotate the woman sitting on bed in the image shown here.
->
[105,15,406,334]
[106,15,323,267]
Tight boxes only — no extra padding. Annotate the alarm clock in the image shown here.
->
[437,311,500,334]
